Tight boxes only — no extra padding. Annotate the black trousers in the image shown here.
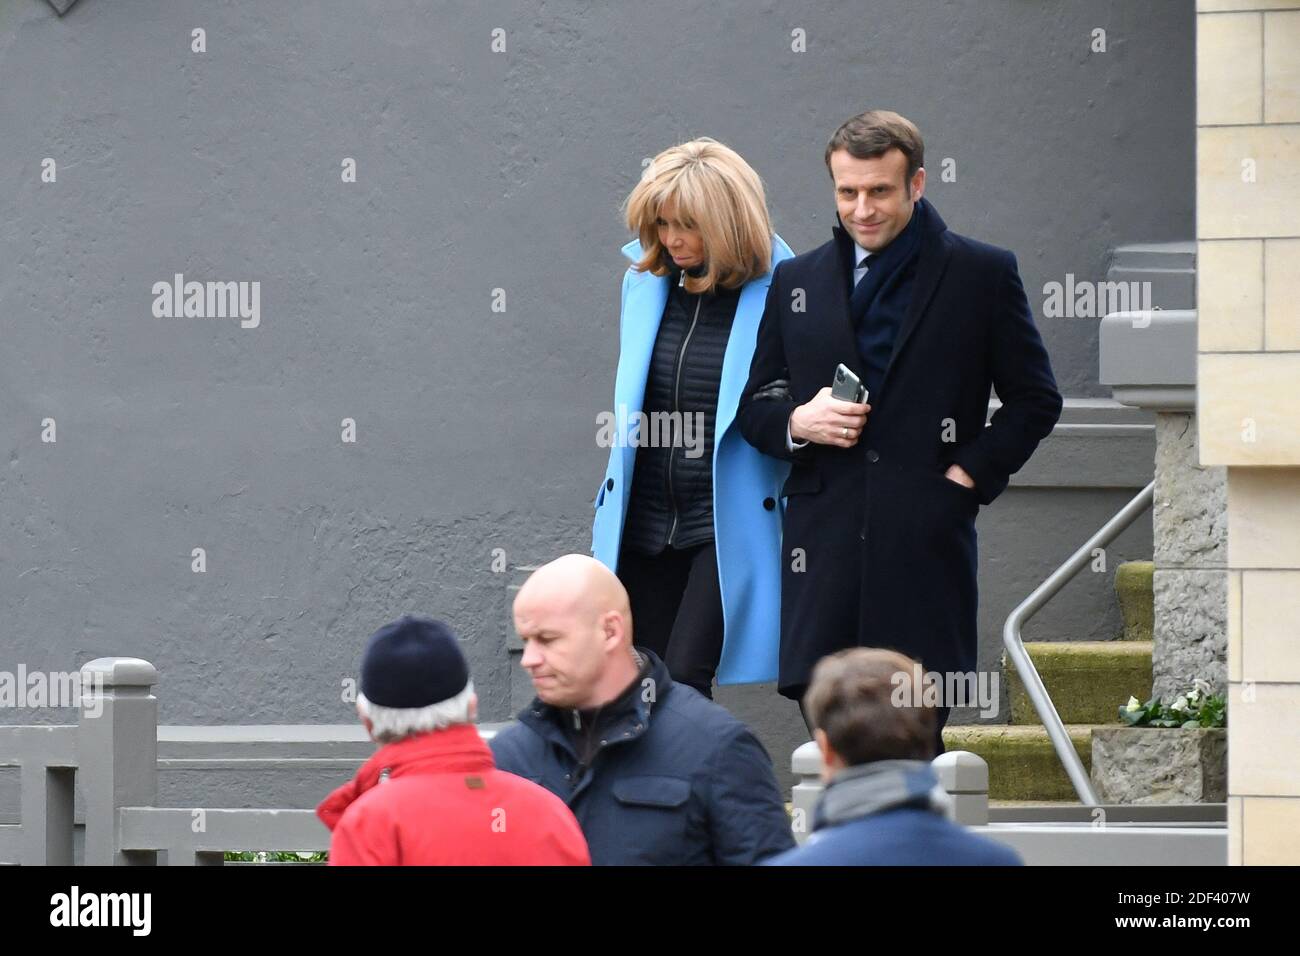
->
[617,540,724,699]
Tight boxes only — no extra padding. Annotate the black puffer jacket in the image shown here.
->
[621,263,742,555]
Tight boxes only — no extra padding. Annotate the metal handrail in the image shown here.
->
[1002,480,1155,806]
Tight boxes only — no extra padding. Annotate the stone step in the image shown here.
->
[1115,560,1154,641]
[1007,640,1153,725]
[1106,242,1196,311]
[942,724,1098,802]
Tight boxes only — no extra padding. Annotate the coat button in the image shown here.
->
[763,497,776,511]
[866,449,880,463]
[606,478,614,491]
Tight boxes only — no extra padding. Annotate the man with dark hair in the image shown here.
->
[737,109,1062,748]
[764,648,1021,866]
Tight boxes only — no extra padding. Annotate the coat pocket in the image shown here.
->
[781,465,822,498]
[924,469,980,533]
[933,469,979,506]
[611,775,691,809]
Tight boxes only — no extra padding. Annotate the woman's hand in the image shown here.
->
[789,387,871,448]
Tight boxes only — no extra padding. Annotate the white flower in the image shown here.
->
[1124,695,1141,713]
[1193,678,1213,696]
[1170,696,1189,713]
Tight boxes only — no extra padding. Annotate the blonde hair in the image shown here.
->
[623,138,773,294]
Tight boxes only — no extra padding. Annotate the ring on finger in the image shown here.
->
[842,427,849,439]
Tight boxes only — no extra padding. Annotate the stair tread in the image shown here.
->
[1020,640,1152,656]
[1007,642,1152,725]
[942,724,1095,801]
[944,723,1102,738]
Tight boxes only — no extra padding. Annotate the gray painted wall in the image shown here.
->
[1,0,1186,756]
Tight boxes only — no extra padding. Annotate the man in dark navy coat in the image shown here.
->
[737,110,1062,748]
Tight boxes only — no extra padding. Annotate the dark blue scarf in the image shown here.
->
[840,198,929,397]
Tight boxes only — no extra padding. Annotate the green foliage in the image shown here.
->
[223,850,328,863]
[1118,678,1226,729]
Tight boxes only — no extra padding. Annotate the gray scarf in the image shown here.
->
[813,759,954,831]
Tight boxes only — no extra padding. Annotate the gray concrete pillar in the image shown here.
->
[1153,412,1228,699]
[932,751,991,825]
[78,657,159,865]
[790,740,823,844]
[13,726,77,866]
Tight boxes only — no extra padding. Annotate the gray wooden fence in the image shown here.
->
[1,656,1227,865]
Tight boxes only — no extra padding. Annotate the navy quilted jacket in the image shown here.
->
[490,649,794,865]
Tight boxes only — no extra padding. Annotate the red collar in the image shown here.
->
[316,724,494,829]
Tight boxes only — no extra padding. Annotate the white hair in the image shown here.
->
[356,681,476,744]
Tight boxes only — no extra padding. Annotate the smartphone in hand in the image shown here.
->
[831,363,869,404]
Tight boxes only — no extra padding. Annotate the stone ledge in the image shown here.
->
[1092,726,1226,804]
[1101,310,1197,402]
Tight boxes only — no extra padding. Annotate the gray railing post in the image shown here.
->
[932,750,990,825]
[78,658,159,865]
[1003,481,1154,806]
[18,730,76,866]
[790,741,822,845]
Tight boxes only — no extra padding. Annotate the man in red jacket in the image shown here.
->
[317,616,590,866]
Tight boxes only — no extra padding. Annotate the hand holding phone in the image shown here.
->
[789,364,871,448]
[830,363,869,404]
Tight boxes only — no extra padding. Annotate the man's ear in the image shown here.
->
[909,165,926,201]
[814,727,831,762]
[602,609,628,650]
[814,727,841,782]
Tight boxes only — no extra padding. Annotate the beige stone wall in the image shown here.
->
[1196,0,1300,865]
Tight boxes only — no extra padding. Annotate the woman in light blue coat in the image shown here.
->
[591,138,794,697]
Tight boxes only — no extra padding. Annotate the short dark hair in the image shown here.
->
[824,109,925,182]
[803,648,937,765]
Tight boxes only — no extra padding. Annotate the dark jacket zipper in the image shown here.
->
[665,284,703,549]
